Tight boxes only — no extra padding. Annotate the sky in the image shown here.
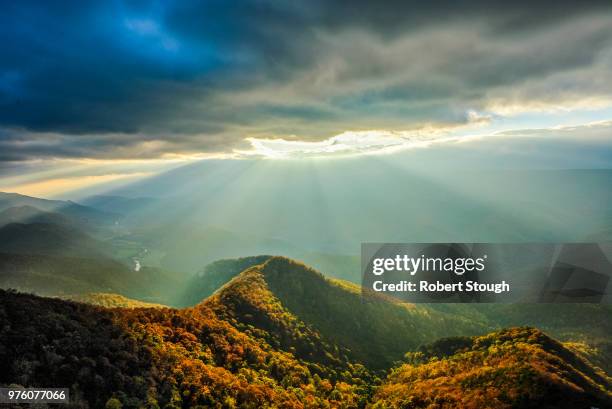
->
[1,1,612,197]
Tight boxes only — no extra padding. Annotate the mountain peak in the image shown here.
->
[260,256,329,284]
[208,256,486,369]
[0,191,118,226]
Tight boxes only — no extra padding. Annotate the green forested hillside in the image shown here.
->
[186,256,612,372]
[207,257,487,370]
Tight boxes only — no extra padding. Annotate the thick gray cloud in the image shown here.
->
[1,1,612,161]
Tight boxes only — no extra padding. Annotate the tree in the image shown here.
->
[105,397,122,409]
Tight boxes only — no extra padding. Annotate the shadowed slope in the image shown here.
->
[0,205,74,228]
[0,222,110,259]
[180,255,272,306]
[0,252,179,305]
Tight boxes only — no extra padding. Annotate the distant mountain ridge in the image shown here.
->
[0,192,119,227]
[80,194,156,216]
[0,205,74,228]
[0,252,180,305]
[97,166,612,249]
[0,222,110,259]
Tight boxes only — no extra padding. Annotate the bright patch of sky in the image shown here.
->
[242,105,612,159]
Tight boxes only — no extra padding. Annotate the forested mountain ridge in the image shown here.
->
[1,290,610,408]
[190,256,612,373]
[207,257,489,370]
[374,327,612,409]
[0,289,374,409]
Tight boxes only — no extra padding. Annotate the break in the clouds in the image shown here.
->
[242,131,450,159]
[1,0,612,162]
[241,120,612,159]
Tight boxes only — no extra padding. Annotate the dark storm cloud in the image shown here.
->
[1,0,612,161]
